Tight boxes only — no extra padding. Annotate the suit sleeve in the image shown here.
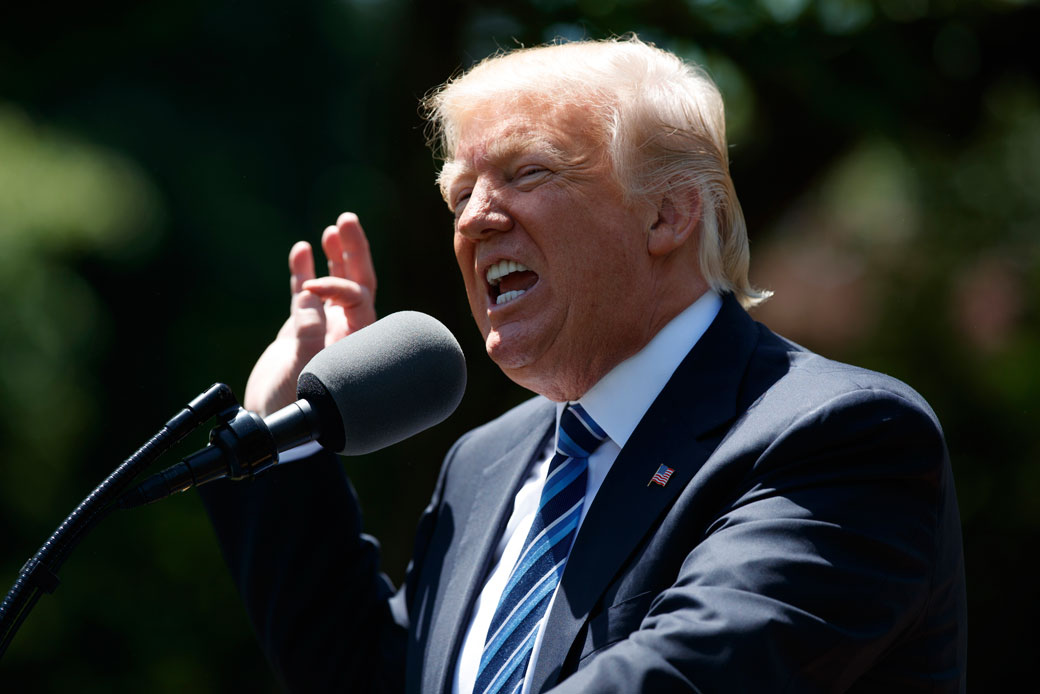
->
[198,444,451,693]
[546,389,964,693]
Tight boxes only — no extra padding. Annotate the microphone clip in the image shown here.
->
[188,398,323,484]
[187,408,280,486]
[118,399,322,508]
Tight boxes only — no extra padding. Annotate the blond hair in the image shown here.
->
[423,35,770,308]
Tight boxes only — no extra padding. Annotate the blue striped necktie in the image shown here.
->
[474,403,608,694]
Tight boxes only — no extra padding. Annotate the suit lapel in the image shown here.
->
[423,399,556,694]
[528,295,761,692]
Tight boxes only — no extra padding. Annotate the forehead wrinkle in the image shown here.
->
[462,128,569,174]
[483,130,566,166]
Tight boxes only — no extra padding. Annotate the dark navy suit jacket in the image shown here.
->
[201,294,967,692]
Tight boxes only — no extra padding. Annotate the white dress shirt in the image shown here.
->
[452,291,722,694]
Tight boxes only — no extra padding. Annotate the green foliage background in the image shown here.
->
[1,0,1036,690]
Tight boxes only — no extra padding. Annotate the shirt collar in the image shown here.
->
[557,290,723,448]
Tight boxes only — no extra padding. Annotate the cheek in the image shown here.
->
[454,235,472,276]
[452,231,464,261]
[453,238,485,305]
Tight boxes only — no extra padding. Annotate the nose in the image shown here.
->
[455,178,513,239]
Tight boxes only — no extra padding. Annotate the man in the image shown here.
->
[202,37,966,692]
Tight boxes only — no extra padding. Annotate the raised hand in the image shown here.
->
[244,212,377,416]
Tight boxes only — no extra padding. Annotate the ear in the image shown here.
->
[647,190,701,257]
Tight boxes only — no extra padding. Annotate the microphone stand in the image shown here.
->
[0,383,240,662]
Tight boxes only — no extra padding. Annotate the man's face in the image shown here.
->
[445,101,662,401]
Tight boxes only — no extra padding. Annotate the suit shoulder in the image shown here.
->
[740,320,944,445]
[748,321,941,429]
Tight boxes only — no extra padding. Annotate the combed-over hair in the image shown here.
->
[423,35,770,308]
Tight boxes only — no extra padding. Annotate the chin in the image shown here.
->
[485,335,533,371]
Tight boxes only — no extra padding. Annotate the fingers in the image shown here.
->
[291,287,328,344]
[286,241,327,343]
[322,212,377,296]
[303,276,377,336]
[301,276,372,309]
[281,213,377,347]
[289,241,317,295]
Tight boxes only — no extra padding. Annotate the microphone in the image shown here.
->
[119,311,466,507]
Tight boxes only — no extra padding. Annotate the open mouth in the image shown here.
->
[486,259,539,306]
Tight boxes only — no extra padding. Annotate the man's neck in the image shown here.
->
[569,290,723,447]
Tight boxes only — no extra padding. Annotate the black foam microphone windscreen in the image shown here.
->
[296,311,467,455]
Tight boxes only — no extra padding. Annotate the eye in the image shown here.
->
[517,166,547,178]
[452,190,471,215]
[513,166,551,188]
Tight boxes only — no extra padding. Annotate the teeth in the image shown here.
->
[496,290,525,305]
[486,259,530,285]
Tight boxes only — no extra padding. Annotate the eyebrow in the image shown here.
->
[438,131,569,202]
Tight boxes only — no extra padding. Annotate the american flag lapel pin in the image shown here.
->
[648,464,675,487]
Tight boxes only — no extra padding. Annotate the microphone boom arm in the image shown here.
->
[0,383,240,662]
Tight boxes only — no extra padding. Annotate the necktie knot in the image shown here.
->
[556,403,608,460]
